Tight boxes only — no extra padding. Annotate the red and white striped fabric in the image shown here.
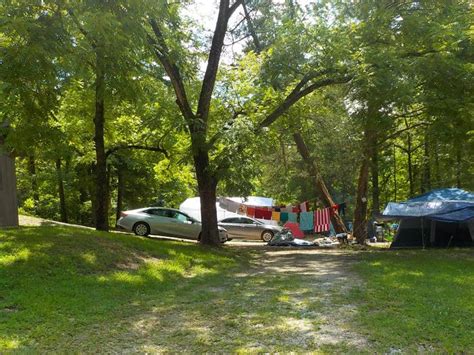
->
[314,208,331,233]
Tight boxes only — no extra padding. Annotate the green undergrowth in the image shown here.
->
[352,249,474,353]
[0,226,240,351]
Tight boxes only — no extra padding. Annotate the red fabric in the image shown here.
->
[284,222,305,239]
[261,210,272,220]
[254,208,265,219]
[292,206,300,213]
[314,208,331,233]
[247,206,256,217]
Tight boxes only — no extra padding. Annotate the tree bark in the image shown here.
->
[293,132,347,234]
[55,159,68,223]
[116,165,124,223]
[353,129,372,244]
[456,145,462,188]
[193,148,220,245]
[406,133,414,197]
[393,145,397,201]
[28,155,39,210]
[421,134,431,193]
[0,131,19,228]
[93,49,109,231]
[370,135,380,216]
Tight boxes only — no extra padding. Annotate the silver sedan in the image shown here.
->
[117,207,228,243]
[218,216,282,242]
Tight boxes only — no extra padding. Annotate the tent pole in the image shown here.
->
[421,217,425,249]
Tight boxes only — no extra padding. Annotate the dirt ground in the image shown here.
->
[241,247,368,349]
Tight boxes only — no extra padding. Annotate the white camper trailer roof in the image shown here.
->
[179,196,275,224]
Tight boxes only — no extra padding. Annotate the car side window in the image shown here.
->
[239,218,255,224]
[174,213,188,223]
[148,209,166,217]
[222,218,239,223]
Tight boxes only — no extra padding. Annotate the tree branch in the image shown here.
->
[106,144,169,159]
[196,0,243,123]
[148,19,194,121]
[258,74,352,129]
[242,0,262,53]
[67,8,96,49]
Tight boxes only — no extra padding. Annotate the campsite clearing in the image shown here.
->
[1,225,474,352]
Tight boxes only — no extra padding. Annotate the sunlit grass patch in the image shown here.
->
[352,249,474,353]
[0,225,239,351]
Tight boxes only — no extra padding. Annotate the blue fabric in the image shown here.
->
[408,188,474,202]
[287,212,297,222]
[382,189,474,222]
[430,206,474,222]
[299,211,314,231]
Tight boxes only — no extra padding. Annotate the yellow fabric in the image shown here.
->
[272,211,281,221]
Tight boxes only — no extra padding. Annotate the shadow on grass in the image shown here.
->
[0,226,240,350]
[0,225,368,352]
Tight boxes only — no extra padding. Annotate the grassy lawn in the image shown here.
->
[1,225,474,352]
[352,249,474,353]
[0,226,239,352]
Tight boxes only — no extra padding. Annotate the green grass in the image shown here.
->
[2,226,474,352]
[352,249,474,353]
[0,226,239,351]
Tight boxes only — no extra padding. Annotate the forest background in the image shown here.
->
[1,0,472,244]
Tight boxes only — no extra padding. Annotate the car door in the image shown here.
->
[238,217,262,240]
[145,209,175,236]
[168,211,201,239]
[219,217,245,238]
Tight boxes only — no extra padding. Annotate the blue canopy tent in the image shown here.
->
[382,188,474,248]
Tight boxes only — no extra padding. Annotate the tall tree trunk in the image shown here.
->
[0,132,19,228]
[434,142,441,188]
[456,145,462,188]
[407,133,414,197]
[116,165,124,223]
[55,159,68,223]
[421,134,431,193]
[353,128,372,244]
[293,132,347,234]
[393,145,397,201]
[370,135,380,216]
[28,155,39,209]
[194,147,220,245]
[94,49,109,231]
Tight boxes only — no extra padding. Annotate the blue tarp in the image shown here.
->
[382,189,474,222]
[408,188,474,202]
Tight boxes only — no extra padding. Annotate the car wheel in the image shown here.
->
[133,222,150,237]
[261,230,274,242]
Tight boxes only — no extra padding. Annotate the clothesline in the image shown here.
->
[219,197,347,233]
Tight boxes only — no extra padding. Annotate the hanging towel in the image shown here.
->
[281,206,293,213]
[300,201,309,212]
[247,206,256,217]
[292,206,300,213]
[314,208,331,233]
[299,211,314,231]
[280,212,289,223]
[254,208,265,219]
[272,211,281,221]
[287,212,298,222]
[238,204,247,215]
[262,210,272,220]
